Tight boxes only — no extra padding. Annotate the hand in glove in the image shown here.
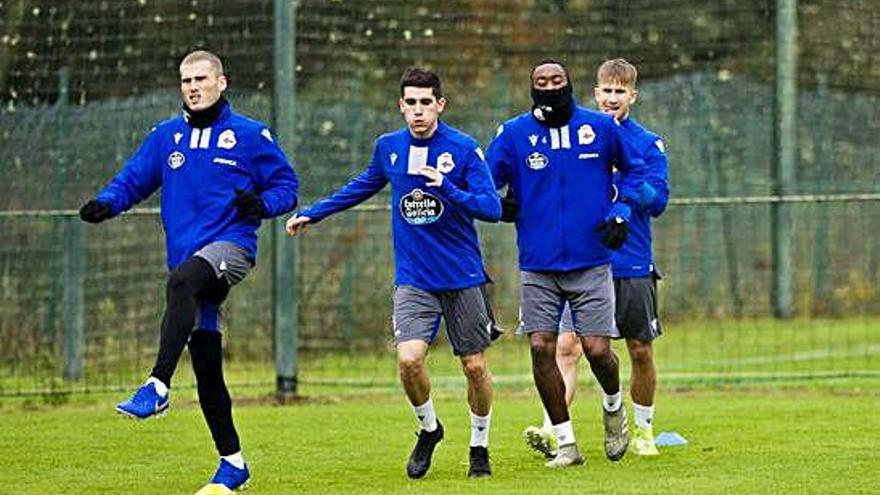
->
[598,216,629,250]
[597,201,631,250]
[79,200,113,223]
[233,188,264,220]
[500,188,518,223]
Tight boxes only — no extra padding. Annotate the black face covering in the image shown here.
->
[531,84,574,128]
[183,96,228,129]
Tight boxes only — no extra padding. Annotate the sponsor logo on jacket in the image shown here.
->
[399,188,443,225]
[526,152,548,170]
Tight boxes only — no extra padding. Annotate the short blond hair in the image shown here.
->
[180,50,224,76]
[597,58,638,88]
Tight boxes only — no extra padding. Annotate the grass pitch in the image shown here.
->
[3,386,879,494]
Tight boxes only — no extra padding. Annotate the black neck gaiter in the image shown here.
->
[183,96,228,129]
[530,84,574,128]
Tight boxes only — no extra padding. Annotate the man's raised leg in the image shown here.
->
[116,257,227,420]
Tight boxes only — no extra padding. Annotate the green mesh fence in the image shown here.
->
[1,1,879,398]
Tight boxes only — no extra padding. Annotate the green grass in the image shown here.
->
[2,386,879,494]
[287,316,880,398]
[3,317,878,492]
[2,316,878,398]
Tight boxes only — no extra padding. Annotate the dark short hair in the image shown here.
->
[399,67,443,99]
[530,58,571,84]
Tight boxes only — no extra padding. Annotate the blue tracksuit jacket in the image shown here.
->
[299,121,501,291]
[95,103,299,270]
[611,117,670,278]
[487,105,647,272]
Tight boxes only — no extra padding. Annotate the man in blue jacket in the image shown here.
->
[286,68,500,480]
[521,58,670,459]
[79,50,299,494]
[488,59,648,467]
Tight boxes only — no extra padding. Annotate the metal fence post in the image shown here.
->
[62,216,85,381]
[45,67,72,353]
[57,66,85,381]
[811,73,830,312]
[272,0,299,398]
[772,0,797,318]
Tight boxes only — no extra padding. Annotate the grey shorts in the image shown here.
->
[194,241,254,286]
[559,274,662,341]
[519,264,619,338]
[193,241,254,331]
[392,285,494,356]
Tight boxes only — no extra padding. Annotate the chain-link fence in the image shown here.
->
[1,1,878,398]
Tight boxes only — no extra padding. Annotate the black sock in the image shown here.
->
[189,329,241,456]
[151,257,228,387]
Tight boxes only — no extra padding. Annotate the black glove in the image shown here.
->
[79,199,113,223]
[233,188,264,220]
[500,188,518,223]
[598,216,629,250]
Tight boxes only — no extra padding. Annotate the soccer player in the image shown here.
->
[487,59,648,467]
[520,58,670,458]
[79,50,299,494]
[286,68,501,479]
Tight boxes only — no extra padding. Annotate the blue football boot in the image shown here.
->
[115,382,169,420]
[194,459,251,494]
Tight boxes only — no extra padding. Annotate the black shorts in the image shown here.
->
[613,275,662,342]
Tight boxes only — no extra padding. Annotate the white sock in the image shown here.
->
[541,409,553,431]
[603,390,622,412]
[146,376,168,397]
[221,451,245,469]
[552,420,576,447]
[470,410,491,447]
[633,402,655,430]
[413,398,438,432]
